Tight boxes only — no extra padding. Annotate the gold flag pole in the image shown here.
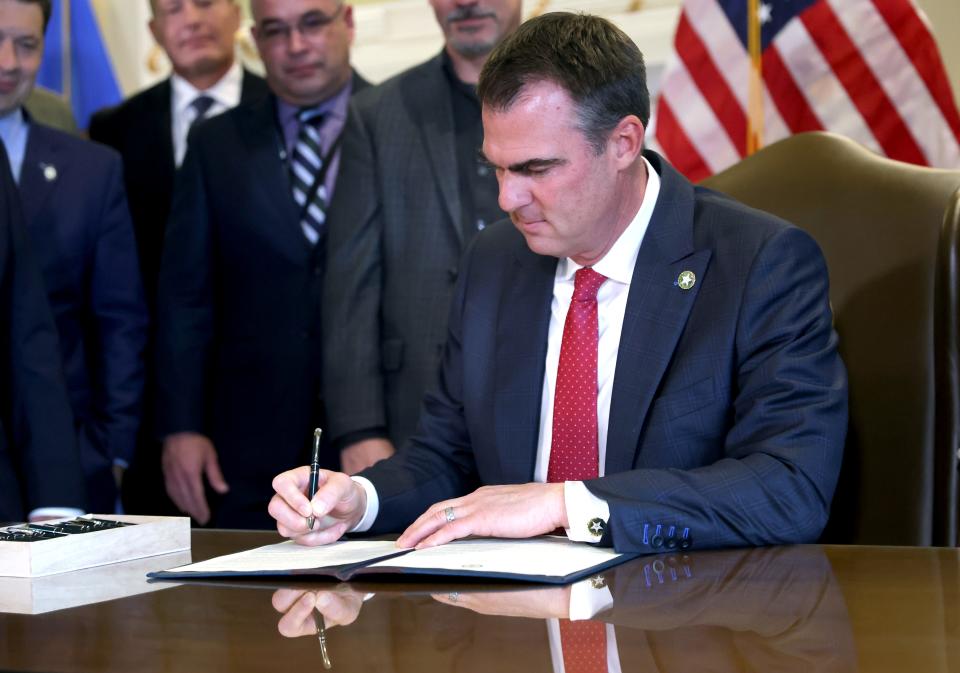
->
[61,0,72,104]
[746,0,763,154]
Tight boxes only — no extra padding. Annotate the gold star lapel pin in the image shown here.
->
[676,270,696,290]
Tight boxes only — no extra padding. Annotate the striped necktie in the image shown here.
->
[290,109,327,245]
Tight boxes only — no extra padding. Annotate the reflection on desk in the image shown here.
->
[273,545,855,672]
[1,531,959,673]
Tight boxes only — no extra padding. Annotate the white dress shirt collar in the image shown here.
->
[171,60,243,117]
[170,61,243,166]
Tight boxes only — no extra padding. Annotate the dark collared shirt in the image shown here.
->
[441,51,504,240]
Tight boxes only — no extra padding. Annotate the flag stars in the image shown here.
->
[758,2,773,25]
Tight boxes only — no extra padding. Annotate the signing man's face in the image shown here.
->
[483,80,645,266]
[251,0,354,108]
[0,0,44,116]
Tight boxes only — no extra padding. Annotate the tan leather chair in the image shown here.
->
[702,132,960,545]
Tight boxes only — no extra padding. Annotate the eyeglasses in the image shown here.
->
[257,6,345,46]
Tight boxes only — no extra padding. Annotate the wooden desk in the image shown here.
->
[1,531,958,672]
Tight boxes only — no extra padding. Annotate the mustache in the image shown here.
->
[446,6,497,23]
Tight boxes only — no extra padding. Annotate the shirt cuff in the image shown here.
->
[349,476,380,533]
[568,577,614,620]
[28,507,86,522]
[564,481,610,543]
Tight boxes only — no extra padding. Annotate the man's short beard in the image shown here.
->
[449,36,498,59]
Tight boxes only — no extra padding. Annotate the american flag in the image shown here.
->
[651,0,960,181]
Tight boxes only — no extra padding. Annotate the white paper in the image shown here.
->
[368,537,624,578]
[163,540,404,574]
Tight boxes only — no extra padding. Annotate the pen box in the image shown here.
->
[0,514,190,578]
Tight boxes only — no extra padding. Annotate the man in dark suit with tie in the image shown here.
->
[156,0,369,528]
[322,0,520,472]
[1,0,148,515]
[0,140,86,523]
[89,0,268,515]
[269,12,846,552]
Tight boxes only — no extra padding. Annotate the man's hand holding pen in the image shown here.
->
[272,586,365,637]
[269,466,367,546]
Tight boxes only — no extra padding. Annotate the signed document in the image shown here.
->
[149,537,639,585]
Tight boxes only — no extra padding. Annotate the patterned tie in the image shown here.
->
[189,95,215,133]
[290,109,328,245]
[559,619,608,673]
[548,266,607,483]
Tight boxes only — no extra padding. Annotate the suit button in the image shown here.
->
[448,267,458,281]
[651,535,664,548]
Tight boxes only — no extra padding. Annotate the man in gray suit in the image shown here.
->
[323,0,521,473]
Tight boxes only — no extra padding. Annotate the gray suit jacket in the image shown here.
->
[324,53,490,449]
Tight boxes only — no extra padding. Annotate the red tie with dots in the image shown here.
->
[559,619,607,673]
[548,266,607,483]
[549,267,608,672]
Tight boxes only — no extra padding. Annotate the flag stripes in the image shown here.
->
[653,0,960,180]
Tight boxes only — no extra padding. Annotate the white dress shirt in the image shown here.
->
[549,577,620,673]
[170,61,243,166]
[352,158,662,537]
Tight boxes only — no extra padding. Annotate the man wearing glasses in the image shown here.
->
[89,0,269,517]
[155,0,369,528]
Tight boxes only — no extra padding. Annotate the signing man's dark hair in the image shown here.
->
[478,12,650,154]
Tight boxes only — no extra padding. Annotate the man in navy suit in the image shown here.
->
[0,140,86,523]
[0,0,148,514]
[268,13,846,552]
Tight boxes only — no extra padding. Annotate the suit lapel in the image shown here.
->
[236,95,309,257]
[605,154,711,476]
[405,54,463,246]
[494,242,557,483]
[19,123,63,225]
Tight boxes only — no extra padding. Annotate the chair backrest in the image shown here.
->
[702,132,960,546]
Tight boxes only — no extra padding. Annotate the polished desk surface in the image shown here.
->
[1,530,959,672]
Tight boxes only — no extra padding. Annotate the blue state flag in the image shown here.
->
[37,0,123,130]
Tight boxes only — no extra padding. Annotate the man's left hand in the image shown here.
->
[396,483,568,549]
[432,586,571,619]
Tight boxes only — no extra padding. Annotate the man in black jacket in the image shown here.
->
[155,0,369,528]
[89,0,268,516]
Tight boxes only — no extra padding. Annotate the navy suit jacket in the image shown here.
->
[359,152,847,552]
[18,122,148,511]
[0,141,86,521]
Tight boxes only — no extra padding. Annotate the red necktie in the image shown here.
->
[548,267,607,483]
[559,619,608,673]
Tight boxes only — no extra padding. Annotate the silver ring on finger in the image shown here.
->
[444,506,456,522]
